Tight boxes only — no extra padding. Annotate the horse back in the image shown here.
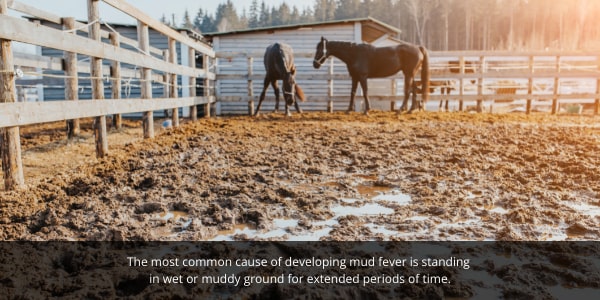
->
[364,46,404,78]
[264,42,295,80]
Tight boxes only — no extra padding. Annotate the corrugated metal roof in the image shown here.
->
[203,17,401,40]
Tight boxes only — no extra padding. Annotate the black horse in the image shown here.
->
[313,37,429,114]
[255,42,305,116]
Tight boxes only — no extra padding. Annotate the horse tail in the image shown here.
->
[419,46,430,105]
[295,84,306,102]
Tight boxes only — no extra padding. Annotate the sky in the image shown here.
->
[16,0,312,25]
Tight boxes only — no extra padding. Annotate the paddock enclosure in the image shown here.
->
[1,1,600,241]
[1,2,600,298]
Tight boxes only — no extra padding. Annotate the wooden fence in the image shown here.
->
[215,50,600,115]
[0,0,215,190]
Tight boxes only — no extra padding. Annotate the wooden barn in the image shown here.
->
[203,17,403,115]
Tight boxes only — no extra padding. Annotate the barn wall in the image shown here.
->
[214,23,363,115]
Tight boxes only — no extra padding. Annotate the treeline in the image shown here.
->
[162,0,600,51]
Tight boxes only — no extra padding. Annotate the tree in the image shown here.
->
[159,14,170,26]
[215,0,242,31]
[313,0,336,22]
[335,0,362,20]
[403,0,439,45]
[259,1,271,27]
[248,0,260,28]
[181,9,194,29]
[273,3,291,26]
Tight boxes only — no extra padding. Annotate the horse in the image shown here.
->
[313,36,429,114]
[255,42,305,117]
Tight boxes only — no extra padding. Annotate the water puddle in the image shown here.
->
[212,219,300,241]
[212,187,412,241]
[563,201,600,217]
[152,210,193,237]
[373,193,412,205]
[331,203,395,217]
[488,206,508,214]
[159,210,190,220]
[365,223,399,236]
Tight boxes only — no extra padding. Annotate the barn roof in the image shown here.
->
[203,17,402,44]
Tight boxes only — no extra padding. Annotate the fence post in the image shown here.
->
[168,38,179,127]
[188,48,197,121]
[476,55,484,112]
[0,0,25,190]
[247,56,254,116]
[328,58,334,113]
[88,0,108,157]
[595,55,600,116]
[459,56,464,111]
[552,56,560,115]
[162,49,170,118]
[526,55,534,114]
[110,32,122,129]
[390,79,397,111]
[137,20,154,138]
[203,54,211,118]
[63,17,80,138]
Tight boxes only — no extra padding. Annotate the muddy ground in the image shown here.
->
[1,111,600,299]
[1,111,600,241]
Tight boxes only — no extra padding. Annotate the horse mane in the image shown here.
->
[328,40,375,53]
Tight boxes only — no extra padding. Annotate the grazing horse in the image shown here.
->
[255,42,305,116]
[313,37,429,114]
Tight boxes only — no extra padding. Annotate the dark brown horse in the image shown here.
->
[255,42,305,116]
[313,37,429,114]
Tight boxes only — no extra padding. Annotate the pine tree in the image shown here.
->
[182,9,194,29]
[249,0,260,28]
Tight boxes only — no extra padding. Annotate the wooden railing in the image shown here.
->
[0,0,216,190]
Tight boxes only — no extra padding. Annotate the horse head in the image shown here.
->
[313,36,329,69]
[283,65,305,106]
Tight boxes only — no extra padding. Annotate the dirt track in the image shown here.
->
[1,111,600,241]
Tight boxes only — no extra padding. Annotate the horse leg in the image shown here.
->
[400,76,412,112]
[348,78,358,112]
[444,87,450,112]
[409,78,420,112]
[294,99,302,114]
[284,103,291,117]
[359,78,370,115]
[255,79,270,116]
[272,81,280,113]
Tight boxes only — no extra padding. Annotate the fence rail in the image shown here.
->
[0,0,216,190]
